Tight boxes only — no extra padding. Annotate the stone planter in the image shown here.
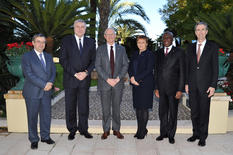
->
[6,56,24,90]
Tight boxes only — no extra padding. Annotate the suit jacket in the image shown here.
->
[95,44,129,91]
[59,35,96,88]
[155,46,185,95]
[22,50,56,99]
[186,40,218,92]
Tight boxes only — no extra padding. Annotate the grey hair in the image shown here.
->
[32,33,46,41]
[163,31,174,38]
[195,22,208,31]
[73,19,86,27]
[104,28,116,35]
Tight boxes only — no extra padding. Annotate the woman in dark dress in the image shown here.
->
[128,35,155,139]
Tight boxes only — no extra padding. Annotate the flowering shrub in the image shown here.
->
[5,42,33,57]
[219,48,225,56]
[218,80,233,109]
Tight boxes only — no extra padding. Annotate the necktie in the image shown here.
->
[79,39,83,55]
[165,47,169,56]
[39,53,46,70]
[197,43,202,63]
[110,46,114,77]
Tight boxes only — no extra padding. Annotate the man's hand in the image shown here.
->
[154,89,159,98]
[175,91,182,99]
[114,77,120,84]
[44,82,53,91]
[107,78,117,87]
[185,84,189,94]
[74,71,87,81]
[207,87,215,98]
[130,76,139,86]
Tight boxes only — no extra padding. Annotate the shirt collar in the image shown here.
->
[74,35,84,44]
[34,49,43,56]
[164,45,173,52]
[197,39,206,46]
[107,43,115,49]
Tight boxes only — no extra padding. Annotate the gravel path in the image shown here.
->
[52,85,191,120]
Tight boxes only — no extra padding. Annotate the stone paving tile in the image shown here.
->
[0,133,26,155]
[52,85,191,120]
[0,133,233,155]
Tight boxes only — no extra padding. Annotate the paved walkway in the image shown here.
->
[0,132,233,155]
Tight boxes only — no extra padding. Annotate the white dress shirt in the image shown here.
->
[107,43,116,61]
[196,39,206,56]
[74,35,84,50]
[34,49,46,65]
[164,45,173,54]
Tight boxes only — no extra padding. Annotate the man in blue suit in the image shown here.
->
[22,34,56,149]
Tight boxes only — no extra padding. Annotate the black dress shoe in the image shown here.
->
[41,138,55,144]
[80,132,93,139]
[31,142,38,149]
[187,136,199,142]
[68,132,75,140]
[169,138,175,144]
[156,135,167,141]
[198,140,206,147]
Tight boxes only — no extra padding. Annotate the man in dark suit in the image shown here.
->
[186,22,218,147]
[95,28,128,140]
[60,19,96,140]
[22,34,56,149]
[155,31,185,144]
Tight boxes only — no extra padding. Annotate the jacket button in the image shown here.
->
[197,67,199,70]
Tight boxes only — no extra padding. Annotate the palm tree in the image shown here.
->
[97,0,150,45]
[114,19,146,44]
[97,0,110,45]
[199,8,233,52]
[0,0,92,55]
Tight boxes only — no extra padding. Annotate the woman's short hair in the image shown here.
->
[136,35,148,44]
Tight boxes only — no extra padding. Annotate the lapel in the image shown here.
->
[103,44,111,73]
[198,40,210,64]
[115,44,120,64]
[191,43,198,65]
[44,52,50,72]
[72,35,81,56]
[32,50,47,72]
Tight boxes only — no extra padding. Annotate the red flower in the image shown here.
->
[5,42,33,57]
[219,48,225,54]
[26,42,33,47]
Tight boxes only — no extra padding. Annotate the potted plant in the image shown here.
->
[5,42,33,90]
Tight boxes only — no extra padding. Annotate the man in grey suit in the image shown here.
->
[22,34,56,149]
[95,28,128,140]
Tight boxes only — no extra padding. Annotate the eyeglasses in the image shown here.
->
[34,40,46,44]
[105,33,115,36]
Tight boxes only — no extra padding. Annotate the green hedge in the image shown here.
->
[53,63,97,97]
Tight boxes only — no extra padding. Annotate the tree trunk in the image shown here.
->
[90,0,97,39]
[45,36,54,55]
[98,0,110,46]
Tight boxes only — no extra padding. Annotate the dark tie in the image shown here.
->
[197,43,202,63]
[165,47,169,56]
[79,39,83,55]
[39,53,46,70]
[110,46,114,77]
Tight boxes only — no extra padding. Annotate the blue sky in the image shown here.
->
[129,0,167,40]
